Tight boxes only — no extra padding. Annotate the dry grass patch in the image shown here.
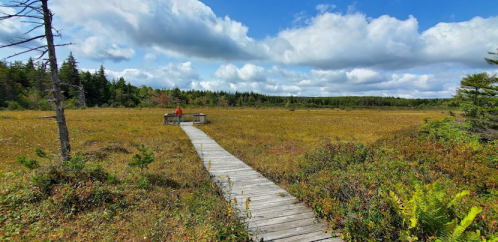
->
[198,108,448,185]
[0,108,249,241]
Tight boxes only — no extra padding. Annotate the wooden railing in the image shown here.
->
[164,113,206,125]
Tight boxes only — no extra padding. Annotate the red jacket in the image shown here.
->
[175,107,183,117]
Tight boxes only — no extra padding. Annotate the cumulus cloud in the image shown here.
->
[91,61,467,98]
[34,0,498,99]
[53,0,266,61]
[265,12,498,70]
[0,5,46,49]
[316,4,336,14]
[208,63,465,97]
[51,0,498,70]
[0,8,23,43]
[75,36,135,62]
[103,61,199,89]
[213,64,268,83]
[421,16,498,67]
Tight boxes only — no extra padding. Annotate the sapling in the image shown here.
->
[128,144,154,176]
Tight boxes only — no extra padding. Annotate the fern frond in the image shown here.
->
[450,206,482,240]
[389,190,406,213]
[444,218,457,234]
[409,217,417,229]
[448,190,469,207]
[434,189,445,203]
[463,229,481,242]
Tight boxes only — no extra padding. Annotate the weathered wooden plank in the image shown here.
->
[248,212,316,228]
[180,124,338,242]
[252,217,318,234]
[312,238,344,242]
[273,230,338,242]
[249,206,311,221]
[241,197,297,210]
[261,223,324,241]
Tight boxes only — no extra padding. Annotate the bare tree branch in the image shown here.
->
[23,23,44,35]
[0,0,73,161]
[20,20,43,24]
[0,34,45,48]
[4,45,45,59]
[0,14,43,20]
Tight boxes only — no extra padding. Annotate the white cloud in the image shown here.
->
[103,61,199,89]
[87,61,471,98]
[265,13,498,70]
[213,63,267,83]
[316,4,336,14]
[0,5,45,49]
[53,0,266,61]
[421,16,498,66]
[7,0,490,99]
[346,69,384,84]
[207,63,467,97]
[75,36,135,62]
[265,13,422,69]
[143,53,156,61]
[51,0,498,70]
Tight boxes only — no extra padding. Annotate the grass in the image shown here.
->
[198,108,448,186]
[3,107,495,241]
[0,108,249,241]
[196,107,498,241]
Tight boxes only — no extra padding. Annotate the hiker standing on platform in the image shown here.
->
[175,106,183,124]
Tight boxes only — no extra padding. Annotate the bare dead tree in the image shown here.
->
[60,82,86,107]
[0,0,72,161]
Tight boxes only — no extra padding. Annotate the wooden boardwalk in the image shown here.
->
[180,123,341,242]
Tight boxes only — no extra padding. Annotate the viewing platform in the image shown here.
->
[164,112,206,125]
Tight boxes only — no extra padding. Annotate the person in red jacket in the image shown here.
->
[175,106,183,124]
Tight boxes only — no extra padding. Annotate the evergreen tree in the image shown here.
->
[456,72,498,139]
[485,47,498,66]
[97,65,111,105]
[59,52,85,106]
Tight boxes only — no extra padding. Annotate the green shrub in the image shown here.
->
[34,147,48,158]
[31,169,59,195]
[17,156,40,170]
[290,119,498,241]
[37,99,53,111]
[63,155,86,172]
[6,101,24,110]
[137,177,150,189]
[128,144,154,175]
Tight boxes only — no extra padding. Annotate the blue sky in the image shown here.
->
[1,0,498,98]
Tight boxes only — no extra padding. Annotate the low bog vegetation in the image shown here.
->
[200,108,498,241]
[0,108,249,241]
[3,107,496,241]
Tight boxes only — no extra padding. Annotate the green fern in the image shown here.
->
[447,206,482,241]
[384,183,480,241]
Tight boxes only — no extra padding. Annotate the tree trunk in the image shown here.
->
[80,86,86,107]
[42,0,71,161]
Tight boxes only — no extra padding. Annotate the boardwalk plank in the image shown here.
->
[180,124,338,241]
[273,230,338,242]
[262,224,324,241]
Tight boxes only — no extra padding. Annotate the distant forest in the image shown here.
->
[0,53,454,110]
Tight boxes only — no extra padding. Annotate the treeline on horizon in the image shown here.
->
[0,54,454,111]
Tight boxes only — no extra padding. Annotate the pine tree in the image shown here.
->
[485,47,498,66]
[59,52,85,106]
[456,72,498,139]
